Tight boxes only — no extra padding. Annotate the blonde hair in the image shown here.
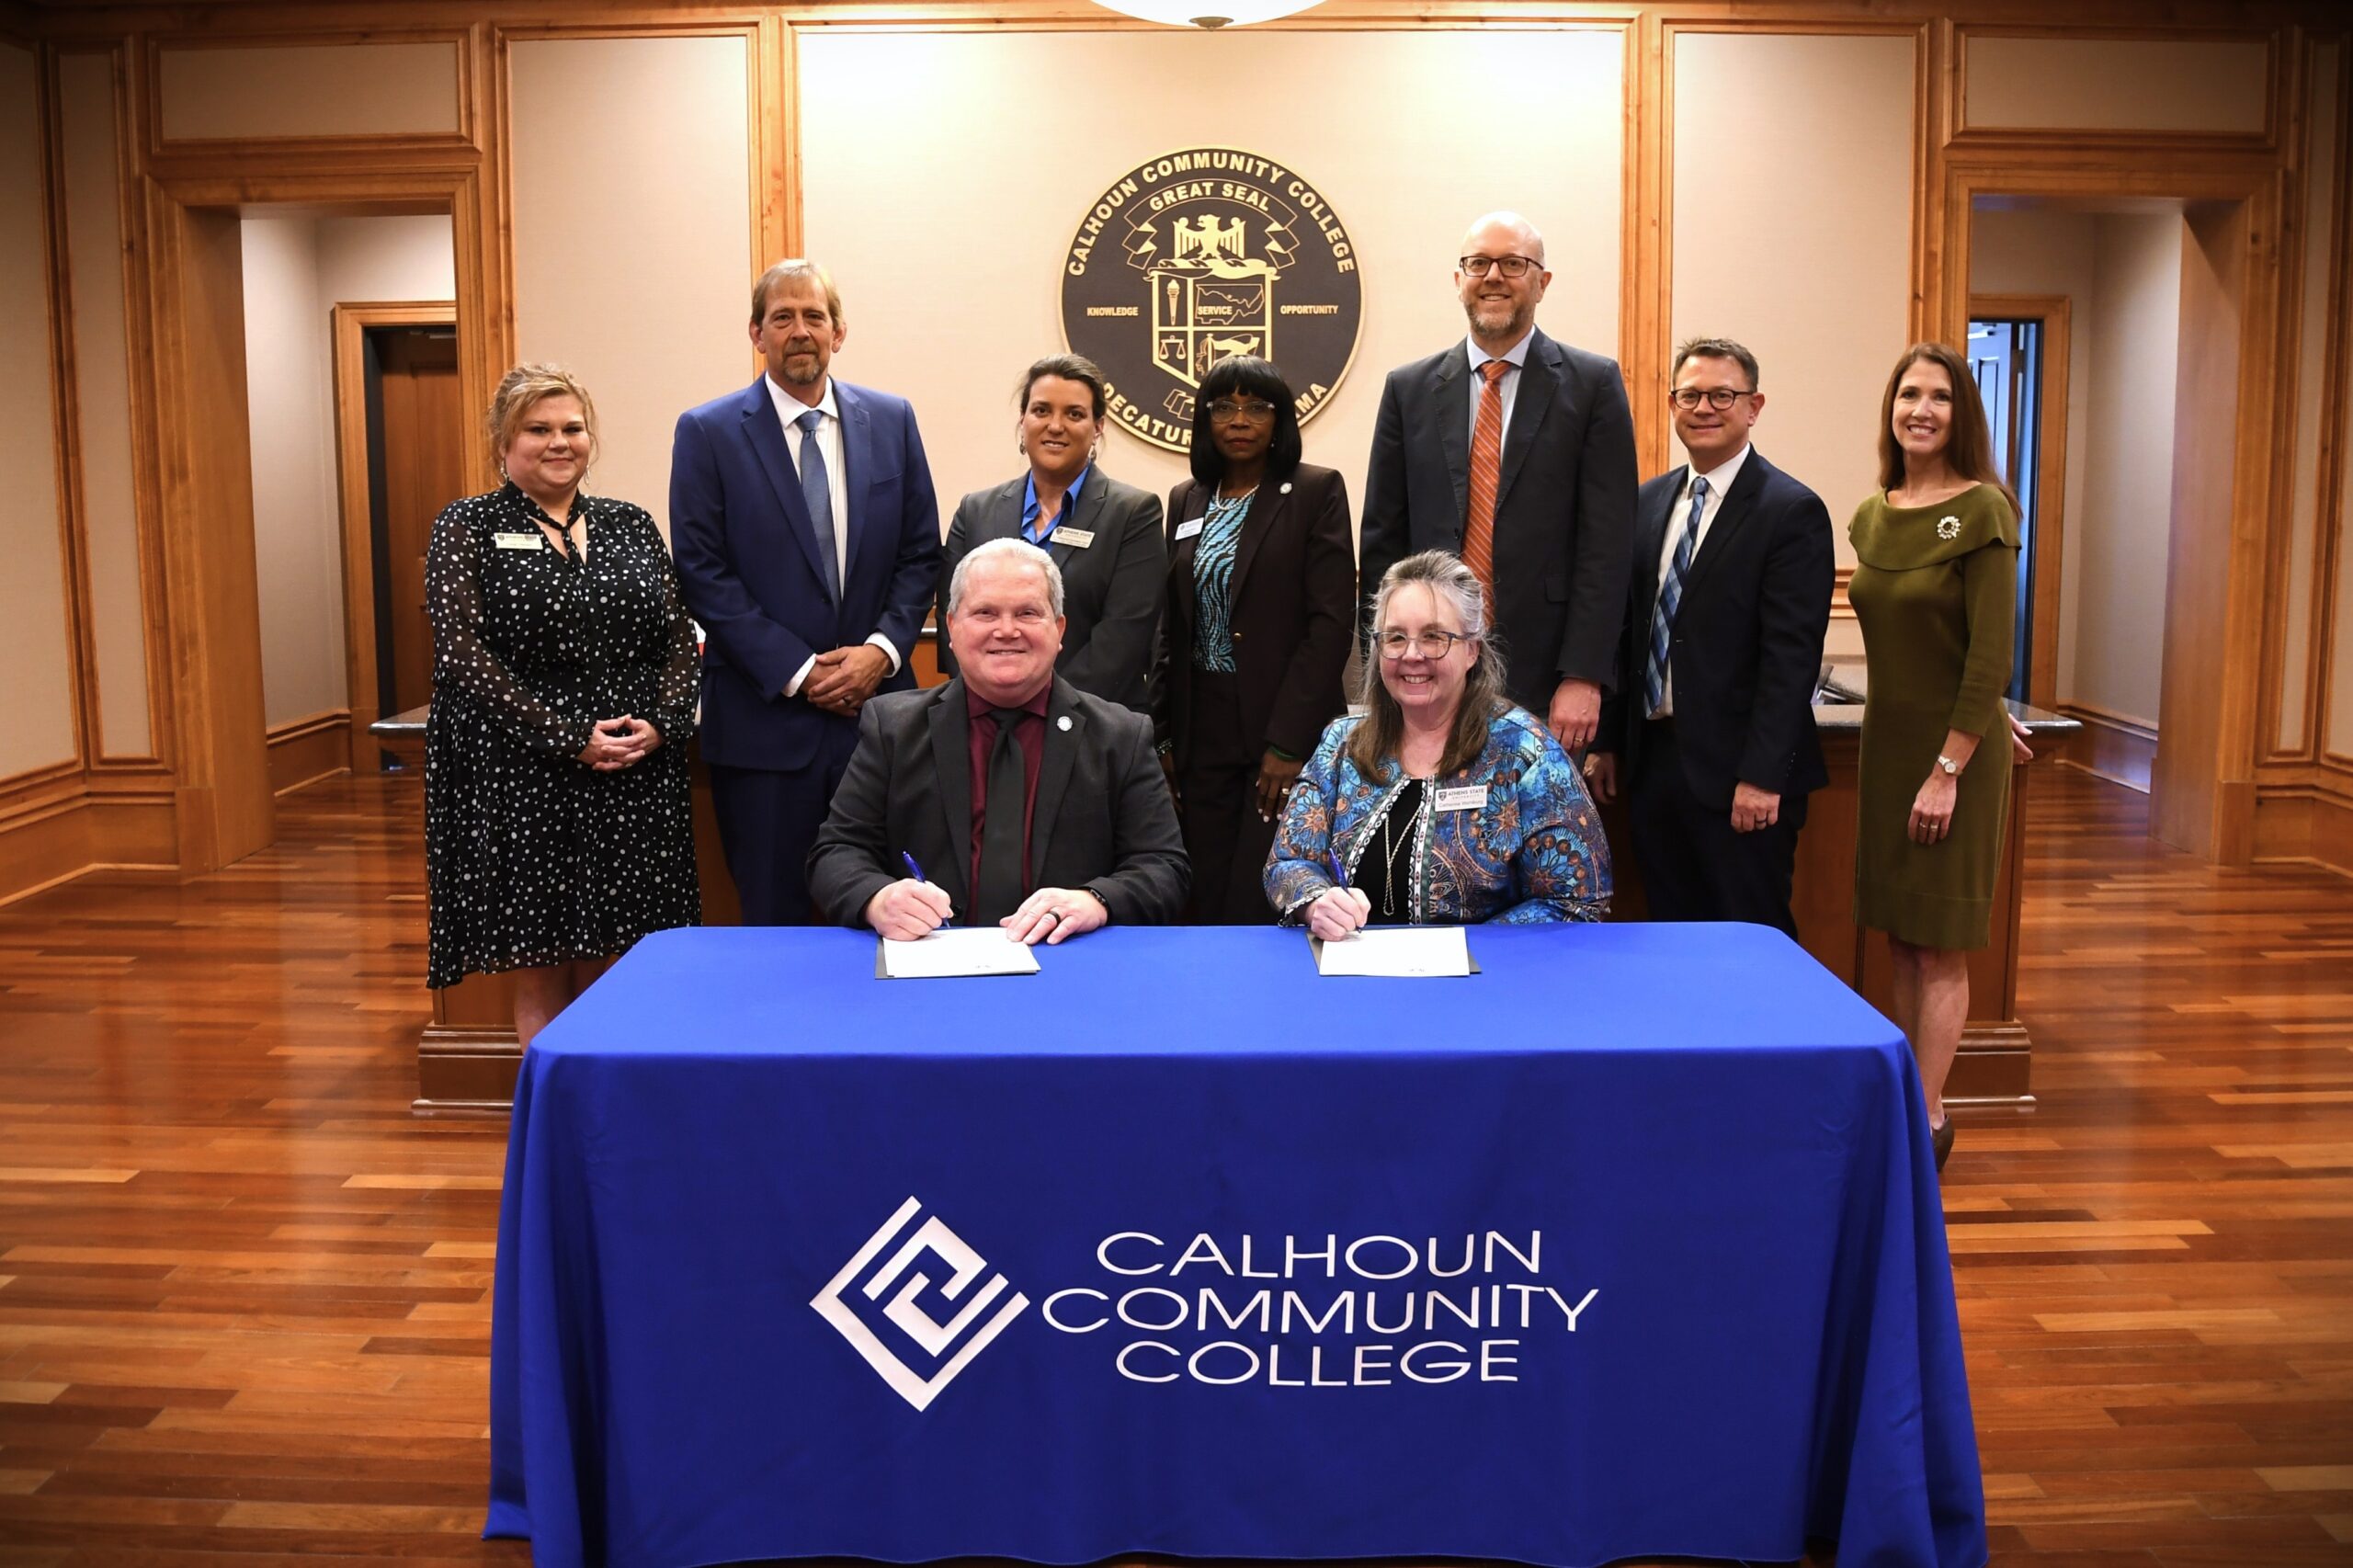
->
[1347,551,1509,780]
[751,259,844,329]
[486,363,598,464]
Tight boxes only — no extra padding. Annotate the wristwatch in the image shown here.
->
[1935,754,1961,777]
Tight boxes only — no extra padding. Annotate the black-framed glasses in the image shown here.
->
[1377,629,1473,660]
[1459,255,1540,279]
[1669,387,1757,412]
[1207,397,1278,422]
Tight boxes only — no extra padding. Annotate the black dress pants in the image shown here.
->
[1629,717,1804,937]
[1176,671,1279,925]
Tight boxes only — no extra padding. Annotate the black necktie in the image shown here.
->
[975,708,1029,924]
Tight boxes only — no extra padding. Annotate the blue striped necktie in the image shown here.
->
[1643,474,1708,715]
[796,409,840,595]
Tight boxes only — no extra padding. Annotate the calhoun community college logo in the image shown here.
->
[812,1196,1030,1411]
[1062,147,1363,453]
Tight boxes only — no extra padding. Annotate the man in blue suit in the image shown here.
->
[671,260,942,924]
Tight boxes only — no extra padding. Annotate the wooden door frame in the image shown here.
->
[1966,292,2071,714]
[331,301,457,766]
[1939,165,2284,867]
[142,158,507,870]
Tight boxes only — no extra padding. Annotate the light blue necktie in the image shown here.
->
[796,409,840,595]
[1643,474,1708,715]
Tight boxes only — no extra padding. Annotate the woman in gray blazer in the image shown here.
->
[936,354,1166,712]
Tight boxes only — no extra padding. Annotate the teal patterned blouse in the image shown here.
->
[1264,705,1611,925]
[1188,491,1254,674]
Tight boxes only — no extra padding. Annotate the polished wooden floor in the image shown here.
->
[0,767,2347,1566]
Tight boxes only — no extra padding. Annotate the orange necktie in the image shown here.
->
[1462,358,1509,592]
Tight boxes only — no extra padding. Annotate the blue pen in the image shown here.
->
[1328,847,1347,889]
[901,850,926,884]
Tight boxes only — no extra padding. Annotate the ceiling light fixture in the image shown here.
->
[1093,0,1326,29]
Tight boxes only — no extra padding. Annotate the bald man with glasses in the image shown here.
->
[1358,210,1638,753]
[1586,336,1835,937]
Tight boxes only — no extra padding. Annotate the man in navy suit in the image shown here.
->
[1358,210,1637,749]
[1586,337,1834,936]
[671,260,942,924]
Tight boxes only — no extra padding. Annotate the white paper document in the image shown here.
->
[1314,926,1472,978]
[879,928,1042,979]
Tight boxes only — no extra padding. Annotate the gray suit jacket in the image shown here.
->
[1358,327,1638,712]
[806,675,1189,927]
[936,471,1166,712]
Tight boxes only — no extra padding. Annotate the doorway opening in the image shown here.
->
[350,317,462,768]
[1967,316,2045,706]
[238,209,460,787]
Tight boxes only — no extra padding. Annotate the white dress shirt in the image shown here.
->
[1648,442,1751,720]
[1464,329,1534,454]
[763,374,901,696]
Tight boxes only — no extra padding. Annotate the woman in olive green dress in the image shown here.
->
[1847,341,2021,1171]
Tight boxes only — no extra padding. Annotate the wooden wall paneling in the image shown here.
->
[2310,40,2353,776]
[1952,26,2280,151]
[2154,194,2275,866]
[755,14,792,269]
[108,36,177,782]
[142,30,473,159]
[34,42,97,778]
[1622,11,1665,475]
[1968,290,2071,712]
[264,709,353,793]
[330,300,458,764]
[56,42,162,767]
[146,197,273,870]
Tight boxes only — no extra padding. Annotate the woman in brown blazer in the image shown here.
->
[1152,355,1358,923]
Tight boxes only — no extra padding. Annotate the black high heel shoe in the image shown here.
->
[1931,1117,1955,1173]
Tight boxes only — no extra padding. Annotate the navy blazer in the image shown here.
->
[1597,448,1835,806]
[669,377,941,772]
[1358,327,1638,712]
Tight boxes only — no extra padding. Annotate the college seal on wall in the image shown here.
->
[1061,148,1363,454]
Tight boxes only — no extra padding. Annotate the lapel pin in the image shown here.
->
[1057,715,1073,732]
[1937,515,1961,540]
[1280,483,1293,494]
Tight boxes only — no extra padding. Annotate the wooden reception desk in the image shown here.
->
[375,649,2076,1114]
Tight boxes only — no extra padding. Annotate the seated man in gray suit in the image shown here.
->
[809,538,1189,943]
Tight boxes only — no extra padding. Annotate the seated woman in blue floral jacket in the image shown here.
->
[1266,551,1610,933]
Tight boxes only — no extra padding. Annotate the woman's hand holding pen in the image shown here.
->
[1307,850,1370,941]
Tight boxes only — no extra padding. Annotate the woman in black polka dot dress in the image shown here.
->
[425,364,699,1045]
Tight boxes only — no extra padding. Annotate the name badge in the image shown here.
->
[1174,519,1204,541]
[1053,528,1096,550]
[494,531,545,551]
[1433,785,1488,812]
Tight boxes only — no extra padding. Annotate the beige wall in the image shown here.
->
[59,51,150,760]
[1969,205,2096,706]
[2074,212,2184,728]
[1963,36,2269,136]
[1672,31,1915,556]
[0,41,79,782]
[2279,41,2340,752]
[797,28,1624,523]
[242,214,454,729]
[510,36,753,530]
[158,42,460,142]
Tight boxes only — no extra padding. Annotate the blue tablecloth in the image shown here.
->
[487,923,1984,1568]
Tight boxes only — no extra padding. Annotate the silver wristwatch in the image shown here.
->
[1935,754,1961,777]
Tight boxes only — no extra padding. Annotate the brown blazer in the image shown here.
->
[1149,461,1357,772]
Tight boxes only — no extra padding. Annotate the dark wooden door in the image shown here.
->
[373,328,464,721]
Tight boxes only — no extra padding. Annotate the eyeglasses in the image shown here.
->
[1669,387,1757,412]
[1459,255,1540,279]
[1207,398,1278,423]
[1377,629,1472,660]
